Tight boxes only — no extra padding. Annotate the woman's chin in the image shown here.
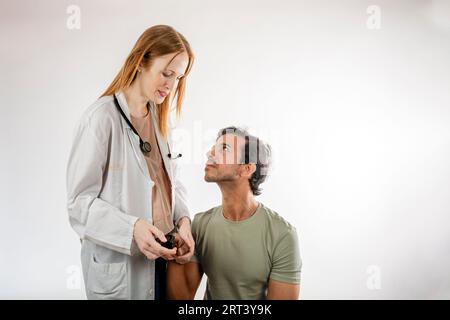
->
[154,96,165,104]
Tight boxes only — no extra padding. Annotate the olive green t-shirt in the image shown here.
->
[190,202,302,300]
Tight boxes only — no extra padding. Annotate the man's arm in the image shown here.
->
[266,227,302,300]
[266,279,300,300]
[167,261,204,299]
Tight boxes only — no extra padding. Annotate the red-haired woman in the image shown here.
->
[66,25,195,300]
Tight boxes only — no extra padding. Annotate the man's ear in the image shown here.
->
[240,163,256,179]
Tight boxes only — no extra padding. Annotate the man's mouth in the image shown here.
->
[205,160,217,168]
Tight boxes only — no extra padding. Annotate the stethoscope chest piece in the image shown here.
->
[140,141,152,155]
[114,93,181,159]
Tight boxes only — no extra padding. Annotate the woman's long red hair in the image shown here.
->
[101,25,194,139]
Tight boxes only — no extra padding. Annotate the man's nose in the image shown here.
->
[206,147,215,158]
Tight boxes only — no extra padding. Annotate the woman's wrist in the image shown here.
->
[177,216,191,228]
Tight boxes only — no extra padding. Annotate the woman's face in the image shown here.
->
[139,51,189,104]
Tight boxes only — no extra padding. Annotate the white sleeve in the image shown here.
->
[173,174,191,226]
[168,119,191,226]
[66,113,138,255]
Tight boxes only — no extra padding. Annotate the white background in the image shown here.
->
[1,0,450,299]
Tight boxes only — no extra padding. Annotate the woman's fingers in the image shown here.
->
[148,235,177,258]
[176,242,189,256]
[142,243,159,258]
[149,225,167,243]
[174,234,186,253]
[174,236,194,263]
[142,247,159,260]
[143,243,176,260]
[187,234,195,253]
[160,247,177,258]
[137,223,179,260]
[179,231,195,254]
[177,246,193,260]
[159,246,177,260]
[175,252,191,264]
[160,250,177,260]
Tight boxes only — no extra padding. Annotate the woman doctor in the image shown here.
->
[66,25,195,300]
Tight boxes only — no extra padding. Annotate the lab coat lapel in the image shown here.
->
[149,103,173,183]
[116,92,151,182]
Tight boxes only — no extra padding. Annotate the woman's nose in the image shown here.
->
[165,78,176,92]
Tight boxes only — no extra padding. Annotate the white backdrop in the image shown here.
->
[1,0,450,299]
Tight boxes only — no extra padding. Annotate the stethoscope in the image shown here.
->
[113,94,182,160]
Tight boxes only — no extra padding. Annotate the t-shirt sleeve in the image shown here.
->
[189,214,201,264]
[269,227,302,284]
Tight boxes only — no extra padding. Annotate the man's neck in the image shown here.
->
[219,183,258,221]
[123,84,149,117]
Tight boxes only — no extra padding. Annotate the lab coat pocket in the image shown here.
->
[87,254,128,300]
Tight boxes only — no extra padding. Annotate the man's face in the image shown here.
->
[204,134,246,182]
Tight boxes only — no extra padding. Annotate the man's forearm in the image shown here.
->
[166,261,195,299]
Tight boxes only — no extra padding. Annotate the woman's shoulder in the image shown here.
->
[78,95,119,129]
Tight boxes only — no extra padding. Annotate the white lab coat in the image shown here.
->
[66,91,190,300]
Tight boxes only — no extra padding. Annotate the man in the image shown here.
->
[167,126,302,299]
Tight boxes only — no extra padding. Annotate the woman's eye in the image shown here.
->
[163,72,171,77]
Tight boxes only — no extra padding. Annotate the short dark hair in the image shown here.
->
[217,126,272,196]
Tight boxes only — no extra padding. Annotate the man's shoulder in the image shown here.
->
[258,203,297,235]
[192,205,221,232]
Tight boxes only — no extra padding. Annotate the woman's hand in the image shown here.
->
[174,217,195,264]
[133,218,177,260]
